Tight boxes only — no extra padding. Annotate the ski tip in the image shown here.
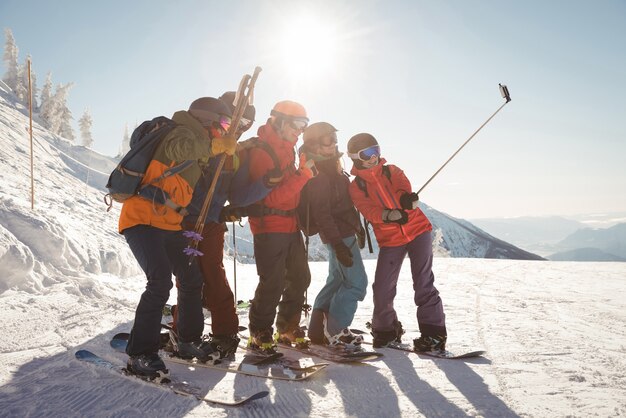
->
[246,390,270,401]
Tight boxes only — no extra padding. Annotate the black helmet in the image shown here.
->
[218,91,256,122]
[188,97,232,127]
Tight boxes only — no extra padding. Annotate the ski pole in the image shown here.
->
[232,221,237,305]
[186,67,262,264]
[416,83,511,195]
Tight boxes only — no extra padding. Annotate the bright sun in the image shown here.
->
[277,15,340,82]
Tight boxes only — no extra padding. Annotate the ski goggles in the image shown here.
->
[288,118,309,131]
[238,117,253,132]
[198,111,231,132]
[217,115,232,132]
[347,145,380,161]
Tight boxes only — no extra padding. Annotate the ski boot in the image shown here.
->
[276,328,310,349]
[307,309,327,345]
[413,334,447,352]
[326,328,364,348]
[206,333,240,360]
[248,329,278,354]
[126,353,170,382]
[370,320,405,348]
[169,331,221,364]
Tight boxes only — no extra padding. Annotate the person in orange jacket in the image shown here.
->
[245,100,317,353]
[119,97,237,379]
[347,133,448,351]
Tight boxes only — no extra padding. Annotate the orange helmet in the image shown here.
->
[270,100,308,121]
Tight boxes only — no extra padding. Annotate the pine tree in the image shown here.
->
[2,28,19,92]
[23,55,38,109]
[78,108,94,148]
[15,55,36,106]
[119,123,130,156]
[39,72,54,127]
[15,61,28,103]
[50,82,75,140]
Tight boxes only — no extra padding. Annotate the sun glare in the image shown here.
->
[278,15,340,82]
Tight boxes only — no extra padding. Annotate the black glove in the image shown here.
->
[332,242,354,267]
[219,205,245,223]
[400,192,419,210]
[382,209,409,225]
[263,167,283,188]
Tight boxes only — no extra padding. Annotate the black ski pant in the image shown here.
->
[248,232,311,335]
[123,225,205,356]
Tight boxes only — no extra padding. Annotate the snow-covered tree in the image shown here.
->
[2,28,19,92]
[14,62,28,103]
[39,72,54,126]
[49,82,74,140]
[78,108,94,148]
[119,124,130,156]
[15,55,37,107]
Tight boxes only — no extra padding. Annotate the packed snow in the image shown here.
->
[1,83,625,417]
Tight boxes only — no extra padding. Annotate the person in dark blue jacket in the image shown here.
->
[173,93,273,359]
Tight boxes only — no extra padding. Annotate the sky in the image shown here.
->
[1,0,625,220]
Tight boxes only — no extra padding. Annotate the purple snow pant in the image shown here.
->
[371,231,446,337]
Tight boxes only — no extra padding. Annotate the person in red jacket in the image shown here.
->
[246,100,317,353]
[347,133,448,351]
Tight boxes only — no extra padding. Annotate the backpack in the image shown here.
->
[104,116,178,210]
[296,182,319,237]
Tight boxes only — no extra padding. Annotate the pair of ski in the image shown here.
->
[75,349,268,406]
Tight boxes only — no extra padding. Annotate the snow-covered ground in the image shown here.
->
[1,80,625,417]
[1,259,625,417]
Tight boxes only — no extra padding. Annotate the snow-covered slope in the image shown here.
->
[0,82,139,294]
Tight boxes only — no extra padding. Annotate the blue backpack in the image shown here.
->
[104,116,179,210]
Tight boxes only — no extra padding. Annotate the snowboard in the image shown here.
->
[239,332,382,363]
[350,328,486,359]
[111,333,327,381]
[75,349,269,406]
[385,342,486,359]
[280,342,383,363]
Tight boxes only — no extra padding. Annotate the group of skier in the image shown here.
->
[117,94,447,380]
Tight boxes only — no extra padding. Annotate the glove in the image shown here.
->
[211,135,237,156]
[263,167,284,187]
[400,192,419,210]
[382,209,408,225]
[332,242,354,267]
[219,205,244,223]
[298,153,318,179]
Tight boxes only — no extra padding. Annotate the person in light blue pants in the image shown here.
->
[313,235,368,339]
[299,122,368,346]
